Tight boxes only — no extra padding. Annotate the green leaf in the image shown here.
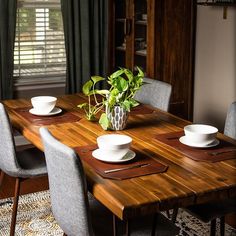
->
[77,103,89,109]
[99,113,110,130]
[108,94,116,107]
[82,80,93,95]
[136,66,144,78]
[110,68,124,79]
[116,77,128,92]
[91,76,105,84]
[110,88,119,96]
[130,98,139,108]
[96,89,110,95]
[123,100,131,112]
[124,68,133,82]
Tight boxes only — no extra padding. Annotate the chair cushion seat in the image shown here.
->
[16,147,47,178]
[185,198,236,223]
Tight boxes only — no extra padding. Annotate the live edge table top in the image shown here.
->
[3,94,236,220]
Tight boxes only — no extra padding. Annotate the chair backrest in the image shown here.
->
[224,101,236,139]
[134,77,172,111]
[0,103,20,176]
[39,127,93,236]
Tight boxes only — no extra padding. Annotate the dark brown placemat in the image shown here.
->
[155,131,236,162]
[14,107,81,126]
[130,104,155,115]
[75,145,168,180]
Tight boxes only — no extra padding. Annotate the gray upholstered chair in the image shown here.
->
[134,77,172,111]
[0,103,47,236]
[40,127,179,236]
[135,78,172,219]
[172,101,236,236]
[224,101,236,139]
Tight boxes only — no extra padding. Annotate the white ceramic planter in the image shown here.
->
[107,106,129,130]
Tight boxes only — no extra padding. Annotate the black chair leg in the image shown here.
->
[210,219,216,236]
[171,208,179,223]
[10,178,21,236]
[220,216,225,236]
[152,213,157,236]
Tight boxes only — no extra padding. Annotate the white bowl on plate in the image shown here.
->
[97,134,132,160]
[184,124,218,146]
[31,96,57,114]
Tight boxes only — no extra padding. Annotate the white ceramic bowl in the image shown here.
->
[184,124,218,145]
[31,96,57,114]
[97,134,132,160]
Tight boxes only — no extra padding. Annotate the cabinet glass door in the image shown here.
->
[114,0,126,69]
[133,0,147,73]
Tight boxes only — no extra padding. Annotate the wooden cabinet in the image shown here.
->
[108,0,196,120]
[109,0,157,78]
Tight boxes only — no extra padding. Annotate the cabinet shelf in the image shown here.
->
[135,50,147,56]
[135,20,147,26]
[116,46,126,52]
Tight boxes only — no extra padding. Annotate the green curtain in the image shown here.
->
[61,0,108,94]
[0,0,17,100]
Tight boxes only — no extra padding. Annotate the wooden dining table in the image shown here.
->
[3,93,236,234]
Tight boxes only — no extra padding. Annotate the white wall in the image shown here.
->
[194,6,236,132]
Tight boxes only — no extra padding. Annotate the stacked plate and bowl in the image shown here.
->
[180,124,219,148]
[92,134,135,163]
[30,96,61,116]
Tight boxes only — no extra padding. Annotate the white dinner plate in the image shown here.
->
[29,107,62,116]
[179,136,220,148]
[92,149,136,163]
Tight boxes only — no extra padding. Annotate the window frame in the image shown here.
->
[14,0,66,87]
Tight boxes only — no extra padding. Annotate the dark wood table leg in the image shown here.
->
[125,220,130,236]
[113,214,117,236]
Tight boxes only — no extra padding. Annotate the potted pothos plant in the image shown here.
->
[77,76,109,121]
[78,67,144,130]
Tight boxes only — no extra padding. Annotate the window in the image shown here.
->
[14,0,66,84]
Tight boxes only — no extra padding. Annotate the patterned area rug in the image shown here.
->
[0,191,235,236]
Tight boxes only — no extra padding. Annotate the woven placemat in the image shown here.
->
[14,107,81,126]
[155,131,236,162]
[75,145,168,180]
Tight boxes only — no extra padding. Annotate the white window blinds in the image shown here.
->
[14,0,66,82]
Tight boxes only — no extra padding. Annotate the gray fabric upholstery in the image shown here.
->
[40,127,179,236]
[40,127,93,236]
[134,77,172,111]
[224,101,236,139]
[0,103,46,178]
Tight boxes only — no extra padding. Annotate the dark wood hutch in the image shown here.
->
[108,0,196,120]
